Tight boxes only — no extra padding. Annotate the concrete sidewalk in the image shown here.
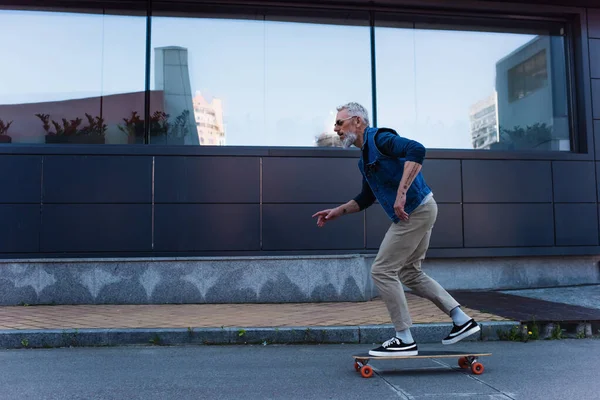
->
[0,293,516,349]
[2,286,599,349]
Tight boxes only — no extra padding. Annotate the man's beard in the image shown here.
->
[341,132,357,148]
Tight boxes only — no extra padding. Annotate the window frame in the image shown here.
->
[0,0,594,161]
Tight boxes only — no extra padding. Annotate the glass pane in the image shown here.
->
[375,24,571,151]
[149,15,371,146]
[0,9,146,145]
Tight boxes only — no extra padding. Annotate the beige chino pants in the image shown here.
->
[371,197,460,331]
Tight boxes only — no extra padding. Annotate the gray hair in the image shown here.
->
[337,102,370,126]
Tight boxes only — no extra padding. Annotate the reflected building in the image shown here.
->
[469,93,499,150]
[0,46,207,146]
[193,91,225,146]
[494,35,570,151]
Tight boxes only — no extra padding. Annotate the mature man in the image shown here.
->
[312,102,480,357]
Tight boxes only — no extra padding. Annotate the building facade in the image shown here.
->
[1,0,599,263]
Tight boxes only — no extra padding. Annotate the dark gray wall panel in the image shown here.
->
[41,205,152,252]
[0,205,39,252]
[430,204,463,248]
[593,79,600,119]
[366,206,391,249]
[595,120,600,159]
[597,162,600,200]
[263,204,363,250]
[262,157,360,203]
[154,204,259,251]
[421,160,462,203]
[366,203,462,249]
[464,204,554,247]
[462,160,552,202]
[555,204,599,245]
[43,156,152,203]
[591,39,600,79]
[589,9,600,38]
[552,161,597,202]
[0,156,41,203]
[155,157,259,203]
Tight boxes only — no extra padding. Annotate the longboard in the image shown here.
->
[352,350,491,378]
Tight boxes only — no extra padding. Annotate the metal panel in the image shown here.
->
[154,156,259,203]
[366,206,390,249]
[552,161,597,202]
[590,39,600,79]
[262,157,361,203]
[40,204,152,252]
[154,204,259,251]
[462,160,552,202]
[430,204,463,248]
[593,79,600,119]
[43,156,152,203]
[589,9,600,39]
[262,204,363,250]
[464,204,554,247]
[421,160,462,203]
[555,203,599,245]
[597,162,600,200]
[0,205,39,253]
[595,120,600,159]
[366,203,462,249]
[0,156,41,203]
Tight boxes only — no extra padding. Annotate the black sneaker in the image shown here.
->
[442,319,481,345]
[368,337,418,357]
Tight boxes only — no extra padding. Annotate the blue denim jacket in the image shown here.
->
[357,127,432,223]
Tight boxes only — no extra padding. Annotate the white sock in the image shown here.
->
[450,306,471,326]
[395,329,414,343]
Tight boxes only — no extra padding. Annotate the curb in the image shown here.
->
[0,321,519,349]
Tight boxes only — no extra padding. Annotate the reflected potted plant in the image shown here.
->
[0,118,12,143]
[118,111,169,144]
[493,123,553,150]
[36,113,106,144]
[78,113,107,144]
[118,111,144,144]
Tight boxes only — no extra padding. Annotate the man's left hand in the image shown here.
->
[394,194,409,221]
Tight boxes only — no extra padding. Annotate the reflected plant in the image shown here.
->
[80,113,107,137]
[35,113,82,136]
[170,109,190,138]
[118,110,170,138]
[0,118,12,136]
[499,123,553,150]
[149,111,169,136]
[117,111,144,138]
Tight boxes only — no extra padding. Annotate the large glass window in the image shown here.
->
[149,13,372,146]
[375,20,571,151]
[0,6,575,152]
[0,9,146,145]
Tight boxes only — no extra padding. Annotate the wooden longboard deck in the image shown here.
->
[353,351,491,361]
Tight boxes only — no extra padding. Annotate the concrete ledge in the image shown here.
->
[0,321,520,349]
[0,255,376,305]
[0,255,597,305]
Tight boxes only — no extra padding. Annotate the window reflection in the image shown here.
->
[375,24,570,151]
[149,15,371,146]
[0,10,146,145]
[0,7,573,152]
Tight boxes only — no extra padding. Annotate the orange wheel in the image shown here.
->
[360,365,374,378]
[354,362,361,372]
[458,357,470,369]
[471,362,484,375]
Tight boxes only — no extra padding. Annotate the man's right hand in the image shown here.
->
[312,208,342,227]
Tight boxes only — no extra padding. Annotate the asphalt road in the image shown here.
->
[0,339,598,399]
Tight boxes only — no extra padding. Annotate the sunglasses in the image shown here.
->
[334,116,355,126]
